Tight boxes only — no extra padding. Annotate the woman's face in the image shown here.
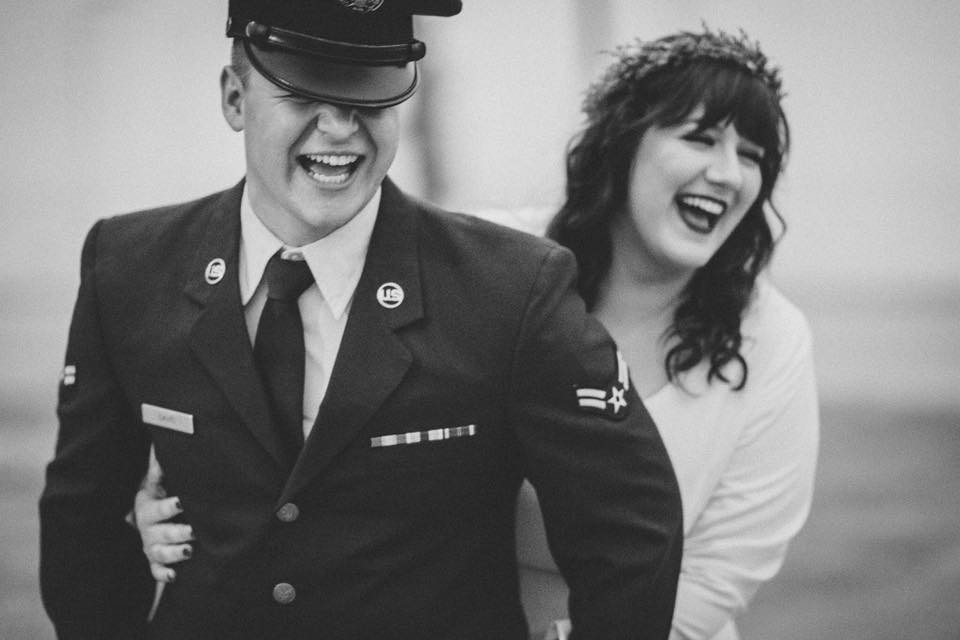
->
[619,106,764,277]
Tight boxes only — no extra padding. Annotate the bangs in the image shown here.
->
[643,61,786,158]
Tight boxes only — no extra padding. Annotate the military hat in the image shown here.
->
[227,0,462,108]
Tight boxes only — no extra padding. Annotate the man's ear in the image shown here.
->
[221,66,245,132]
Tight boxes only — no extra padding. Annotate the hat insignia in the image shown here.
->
[338,0,384,12]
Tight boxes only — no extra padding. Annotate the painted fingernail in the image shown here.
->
[174,498,182,510]
[183,546,192,558]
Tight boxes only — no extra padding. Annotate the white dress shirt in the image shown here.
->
[238,187,380,439]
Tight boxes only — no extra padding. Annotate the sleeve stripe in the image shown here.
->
[576,388,607,399]
[577,398,607,410]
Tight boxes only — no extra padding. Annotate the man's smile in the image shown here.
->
[297,153,363,186]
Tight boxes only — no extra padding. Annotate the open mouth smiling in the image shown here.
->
[676,194,727,234]
[297,153,363,186]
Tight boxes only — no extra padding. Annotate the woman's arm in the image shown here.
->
[670,327,819,639]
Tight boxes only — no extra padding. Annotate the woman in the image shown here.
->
[518,28,819,639]
[135,27,819,640]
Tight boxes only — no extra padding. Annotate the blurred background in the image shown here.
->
[2,1,958,638]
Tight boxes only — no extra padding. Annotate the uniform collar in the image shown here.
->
[239,186,381,320]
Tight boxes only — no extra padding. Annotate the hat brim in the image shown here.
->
[245,40,418,108]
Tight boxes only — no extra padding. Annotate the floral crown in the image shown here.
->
[584,27,783,116]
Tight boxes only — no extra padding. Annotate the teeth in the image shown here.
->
[678,195,725,217]
[306,170,351,185]
[305,154,358,166]
[300,153,360,185]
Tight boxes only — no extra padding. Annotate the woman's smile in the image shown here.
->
[674,194,728,234]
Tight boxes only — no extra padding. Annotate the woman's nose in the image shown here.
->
[315,104,359,139]
[704,143,743,190]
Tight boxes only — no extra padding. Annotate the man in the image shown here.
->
[39,1,682,638]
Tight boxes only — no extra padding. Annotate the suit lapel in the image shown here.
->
[282,179,424,500]
[182,182,286,467]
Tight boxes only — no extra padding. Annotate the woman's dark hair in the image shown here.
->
[548,37,790,390]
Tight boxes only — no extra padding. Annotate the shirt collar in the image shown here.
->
[239,186,381,319]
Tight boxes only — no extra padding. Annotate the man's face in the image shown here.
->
[221,66,400,246]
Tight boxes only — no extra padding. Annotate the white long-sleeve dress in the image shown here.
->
[515,277,820,640]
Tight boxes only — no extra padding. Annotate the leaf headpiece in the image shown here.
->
[584,27,784,117]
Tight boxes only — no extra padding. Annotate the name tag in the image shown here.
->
[141,403,194,435]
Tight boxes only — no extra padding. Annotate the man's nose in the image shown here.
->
[315,104,359,139]
[704,143,743,191]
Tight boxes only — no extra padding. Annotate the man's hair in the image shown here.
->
[230,39,252,84]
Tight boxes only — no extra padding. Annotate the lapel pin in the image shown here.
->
[204,258,226,285]
[376,282,404,309]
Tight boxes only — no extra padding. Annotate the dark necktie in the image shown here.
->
[254,252,315,470]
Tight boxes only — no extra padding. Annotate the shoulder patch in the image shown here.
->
[575,350,630,419]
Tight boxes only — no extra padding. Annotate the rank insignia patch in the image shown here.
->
[575,350,630,419]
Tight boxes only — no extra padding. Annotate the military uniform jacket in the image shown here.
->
[40,179,682,640]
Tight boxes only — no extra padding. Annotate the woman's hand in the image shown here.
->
[134,447,194,583]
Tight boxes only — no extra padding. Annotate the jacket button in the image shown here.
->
[273,582,296,605]
[276,502,300,523]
